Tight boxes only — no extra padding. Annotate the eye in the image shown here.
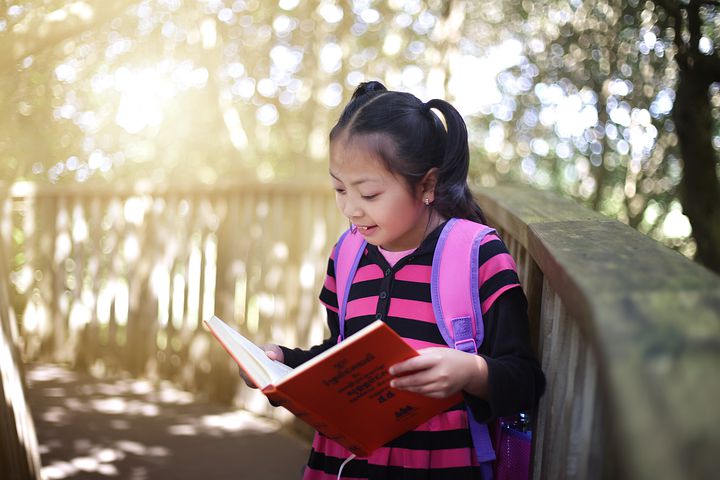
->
[334,188,346,195]
[361,194,378,200]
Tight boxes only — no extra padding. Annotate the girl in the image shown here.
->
[261,81,545,479]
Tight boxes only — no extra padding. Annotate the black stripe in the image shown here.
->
[344,316,377,337]
[369,463,483,480]
[479,269,520,303]
[319,286,338,309]
[348,279,383,301]
[390,280,431,301]
[386,426,474,450]
[400,253,433,266]
[477,238,508,267]
[307,450,368,477]
[385,317,446,345]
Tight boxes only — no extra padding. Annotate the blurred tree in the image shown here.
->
[0,0,718,271]
[652,0,720,273]
[459,0,719,272]
[0,0,453,185]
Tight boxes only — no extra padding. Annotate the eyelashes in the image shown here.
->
[333,189,379,201]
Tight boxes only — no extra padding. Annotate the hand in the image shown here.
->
[388,347,488,399]
[261,343,284,363]
[238,344,285,389]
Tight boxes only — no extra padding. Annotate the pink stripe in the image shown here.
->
[354,264,384,282]
[404,338,447,351]
[346,296,378,318]
[478,253,517,284]
[394,264,431,282]
[481,284,520,313]
[369,446,476,469]
[322,276,336,294]
[414,409,468,431]
[387,298,434,322]
[480,232,500,245]
[311,433,357,458]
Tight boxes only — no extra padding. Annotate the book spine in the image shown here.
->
[263,386,371,457]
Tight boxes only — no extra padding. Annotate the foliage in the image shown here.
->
[461,0,719,258]
[1,0,718,260]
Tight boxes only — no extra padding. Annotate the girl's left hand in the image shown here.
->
[388,347,488,399]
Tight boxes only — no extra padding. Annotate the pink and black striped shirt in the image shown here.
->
[280,221,545,480]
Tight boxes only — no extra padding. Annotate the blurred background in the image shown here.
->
[1,0,719,479]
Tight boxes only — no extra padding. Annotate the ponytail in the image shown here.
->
[424,99,486,224]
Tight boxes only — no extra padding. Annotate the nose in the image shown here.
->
[339,195,362,220]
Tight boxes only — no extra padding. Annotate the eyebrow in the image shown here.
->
[329,171,379,186]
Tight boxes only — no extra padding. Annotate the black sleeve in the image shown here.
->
[463,286,546,421]
[278,252,341,368]
[278,308,340,368]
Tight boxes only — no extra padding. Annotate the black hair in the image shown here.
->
[329,81,486,224]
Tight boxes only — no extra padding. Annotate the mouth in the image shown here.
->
[355,225,377,234]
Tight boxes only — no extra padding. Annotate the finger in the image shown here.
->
[389,356,435,376]
[238,367,258,388]
[392,380,444,398]
[390,369,436,390]
[265,350,278,361]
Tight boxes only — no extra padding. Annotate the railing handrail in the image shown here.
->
[475,184,720,480]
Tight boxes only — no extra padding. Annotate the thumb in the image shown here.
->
[265,350,279,361]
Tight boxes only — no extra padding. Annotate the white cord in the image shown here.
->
[337,453,356,480]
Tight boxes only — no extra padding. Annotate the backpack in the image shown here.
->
[333,217,529,476]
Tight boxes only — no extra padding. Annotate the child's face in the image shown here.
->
[329,136,429,251]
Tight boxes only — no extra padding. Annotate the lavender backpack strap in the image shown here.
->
[431,218,497,465]
[333,228,367,341]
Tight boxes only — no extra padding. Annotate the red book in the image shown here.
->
[204,316,462,457]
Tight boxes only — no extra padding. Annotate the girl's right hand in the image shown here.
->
[238,344,285,388]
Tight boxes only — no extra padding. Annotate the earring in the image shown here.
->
[424,198,430,206]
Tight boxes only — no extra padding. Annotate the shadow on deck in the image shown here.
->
[26,364,310,480]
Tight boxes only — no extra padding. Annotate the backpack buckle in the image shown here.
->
[454,338,477,354]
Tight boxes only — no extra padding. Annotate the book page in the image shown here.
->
[205,316,293,388]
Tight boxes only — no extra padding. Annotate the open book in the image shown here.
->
[204,315,463,457]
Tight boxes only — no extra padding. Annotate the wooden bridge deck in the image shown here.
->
[25,363,309,480]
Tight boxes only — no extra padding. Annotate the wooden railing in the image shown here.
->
[1,181,346,419]
[0,234,41,480]
[475,185,720,480]
[1,182,718,480]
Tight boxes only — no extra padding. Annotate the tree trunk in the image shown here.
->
[672,70,720,273]
[670,0,720,274]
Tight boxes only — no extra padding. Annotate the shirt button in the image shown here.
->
[384,268,392,277]
[379,291,387,299]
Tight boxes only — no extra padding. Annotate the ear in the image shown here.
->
[418,168,439,203]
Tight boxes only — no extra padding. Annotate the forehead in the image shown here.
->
[329,135,391,180]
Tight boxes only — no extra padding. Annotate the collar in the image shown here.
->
[364,219,449,266]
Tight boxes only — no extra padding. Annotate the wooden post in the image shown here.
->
[0,211,42,480]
